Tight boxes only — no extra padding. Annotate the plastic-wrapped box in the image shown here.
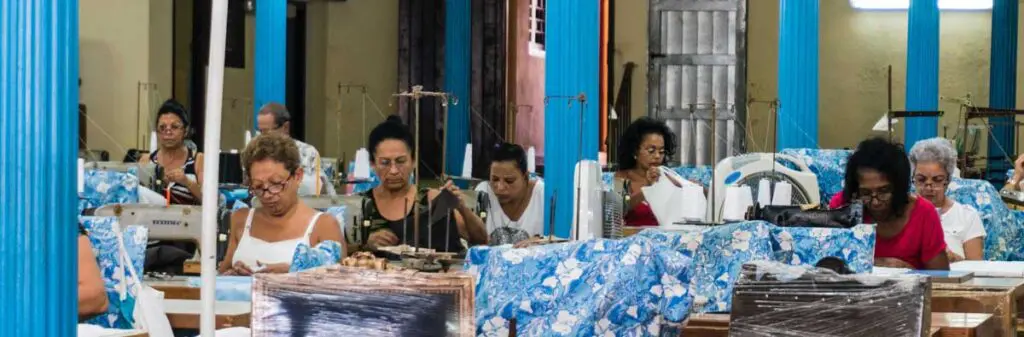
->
[729,261,931,337]
[251,266,475,336]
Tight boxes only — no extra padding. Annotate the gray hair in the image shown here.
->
[258,102,291,127]
[908,137,958,175]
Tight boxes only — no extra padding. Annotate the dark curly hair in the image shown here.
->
[616,117,677,170]
[155,99,190,129]
[842,137,912,216]
[241,132,301,175]
[368,115,415,161]
[490,142,528,175]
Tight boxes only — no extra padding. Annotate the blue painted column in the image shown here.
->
[544,1,601,238]
[254,0,287,129]
[776,0,819,149]
[445,0,471,176]
[904,0,940,149]
[0,0,79,335]
[987,0,1018,176]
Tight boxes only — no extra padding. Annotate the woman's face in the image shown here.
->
[373,139,413,191]
[636,133,666,170]
[913,161,949,206]
[156,114,186,148]
[489,161,528,204]
[248,159,302,216]
[856,168,894,217]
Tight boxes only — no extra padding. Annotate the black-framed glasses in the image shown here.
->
[375,157,410,170]
[913,175,949,189]
[248,174,293,196]
[157,123,184,133]
[857,188,893,203]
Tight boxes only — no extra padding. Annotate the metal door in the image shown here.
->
[649,0,746,167]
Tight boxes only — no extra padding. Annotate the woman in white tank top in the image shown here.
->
[219,133,344,275]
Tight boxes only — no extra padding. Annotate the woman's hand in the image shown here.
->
[513,236,549,249]
[367,229,400,249]
[223,261,254,276]
[645,167,661,186]
[165,168,189,186]
[945,248,965,263]
[441,180,467,208]
[255,261,291,274]
[875,257,914,269]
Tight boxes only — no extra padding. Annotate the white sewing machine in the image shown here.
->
[94,204,204,245]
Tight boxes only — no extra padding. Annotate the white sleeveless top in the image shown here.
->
[231,210,323,268]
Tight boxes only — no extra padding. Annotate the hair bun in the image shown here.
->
[385,115,404,125]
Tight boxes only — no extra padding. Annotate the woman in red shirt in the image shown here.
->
[829,138,949,270]
[614,117,678,227]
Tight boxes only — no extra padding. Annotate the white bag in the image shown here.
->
[641,166,708,225]
[115,224,174,337]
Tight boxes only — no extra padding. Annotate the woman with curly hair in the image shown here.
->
[830,138,949,270]
[614,117,680,227]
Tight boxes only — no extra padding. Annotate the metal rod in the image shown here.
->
[710,101,717,221]
[445,212,452,253]
[428,194,433,250]
[887,65,894,142]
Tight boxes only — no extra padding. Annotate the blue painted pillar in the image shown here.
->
[445,0,471,176]
[0,0,79,335]
[777,0,819,149]
[544,1,600,238]
[904,0,940,149]
[987,0,1018,176]
[254,0,287,129]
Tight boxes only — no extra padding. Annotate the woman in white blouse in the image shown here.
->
[474,143,546,246]
[909,138,986,261]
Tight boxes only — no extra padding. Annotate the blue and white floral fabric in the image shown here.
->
[946,178,1024,261]
[347,161,380,195]
[80,169,140,212]
[670,166,713,187]
[185,276,253,302]
[321,206,348,236]
[80,216,149,329]
[467,235,694,337]
[779,149,852,203]
[682,221,774,313]
[289,240,344,272]
[770,225,876,273]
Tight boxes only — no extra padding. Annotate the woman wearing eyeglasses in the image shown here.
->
[140,99,204,205]
[909,138,986,262]
[359,116,488,253]
[829,138,949,270]
[219,133,344,275]
[614,117,679,227]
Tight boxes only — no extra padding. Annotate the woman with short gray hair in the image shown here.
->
[909,137,985,261]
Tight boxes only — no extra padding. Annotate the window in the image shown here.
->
[529,0,546,57]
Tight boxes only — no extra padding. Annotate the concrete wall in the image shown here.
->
[80,0,173,160]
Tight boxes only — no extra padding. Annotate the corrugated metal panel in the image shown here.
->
[544,1,601,238]
[0,0,79,335]
[904,0,939,149]
[649,0,746,167]
[445,0,471,176]
[254,0,287,128]
[777,0,819,149]
[986,0,1018,177]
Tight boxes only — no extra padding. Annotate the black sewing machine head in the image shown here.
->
[746,202,864,229]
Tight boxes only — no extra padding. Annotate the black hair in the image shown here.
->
[842,137,912,216]
[490,143,528,175]
[155,99,190,128]
[616,117,677,170]
[367,115,414,161]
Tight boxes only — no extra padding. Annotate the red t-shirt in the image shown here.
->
[829,192,947,269]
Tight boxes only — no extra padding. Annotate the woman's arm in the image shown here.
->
[429,187,488,245]
[962,237,984,261]
[961,207,987,261]
[78,235,108,320]
[218,209,247,274]
[309,214,347,259]
[183,152,205,199]
[920,204,951,270]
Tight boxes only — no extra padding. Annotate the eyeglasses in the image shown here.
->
[641,147,666,157]
[857,188,893,203]
[157,124,184,133]
[375,157,410,170]
[248,174,293,196]
[913,175,949,189]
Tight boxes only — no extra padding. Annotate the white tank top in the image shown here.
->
[231,209,323,268]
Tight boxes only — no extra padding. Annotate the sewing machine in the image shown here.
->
[745,202,864,228]
[94,204,205,243]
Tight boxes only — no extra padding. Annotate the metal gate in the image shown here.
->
[649,0,746,167]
